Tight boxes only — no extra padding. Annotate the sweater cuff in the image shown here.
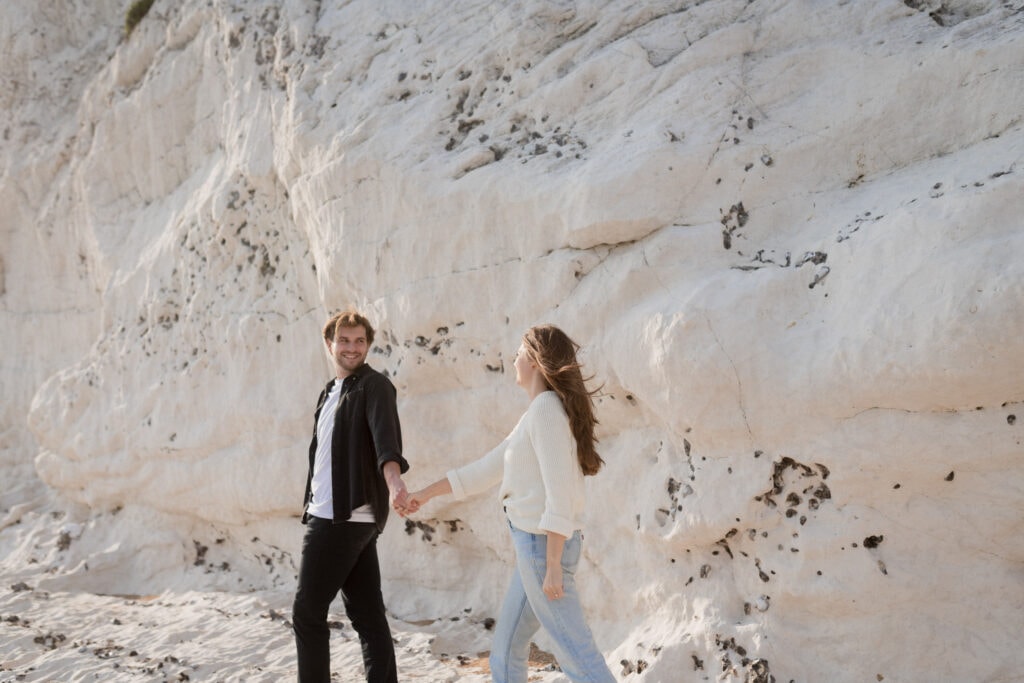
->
[446,470,467,500]
[539,512,576,538]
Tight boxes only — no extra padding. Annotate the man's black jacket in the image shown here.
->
[302,363,409,533]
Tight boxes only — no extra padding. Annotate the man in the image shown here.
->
[293,310,411,683]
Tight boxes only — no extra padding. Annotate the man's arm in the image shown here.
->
[364,375,408,471]
[364,373,411,513]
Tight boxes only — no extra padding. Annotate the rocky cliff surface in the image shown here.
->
[2,1,1023,680]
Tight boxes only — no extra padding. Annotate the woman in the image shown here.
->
[406,324,615,683]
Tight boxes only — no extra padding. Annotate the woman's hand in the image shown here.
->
[403,478,453,516]
[405,490,429,514]
[543,564,564,601]
[543,531,568,600]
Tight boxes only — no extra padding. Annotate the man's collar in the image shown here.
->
[337,363,372,384]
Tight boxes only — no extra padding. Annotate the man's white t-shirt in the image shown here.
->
[307,379,375,523]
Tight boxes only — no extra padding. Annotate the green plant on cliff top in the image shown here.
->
[125,0,156,36]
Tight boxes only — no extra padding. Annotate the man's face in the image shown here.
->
[329,325,369,376]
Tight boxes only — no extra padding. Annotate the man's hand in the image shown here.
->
[383,462,411,516]
[390,479,411,516]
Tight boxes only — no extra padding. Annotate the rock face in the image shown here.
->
[2,0,1023,680]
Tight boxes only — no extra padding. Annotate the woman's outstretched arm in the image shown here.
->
[406,477,453,513]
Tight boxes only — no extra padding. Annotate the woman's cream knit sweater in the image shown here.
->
[447,391,586,537]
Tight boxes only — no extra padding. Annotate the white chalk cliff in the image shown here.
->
[2,0,1023,680]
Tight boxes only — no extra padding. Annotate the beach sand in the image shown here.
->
[0,584,566,682]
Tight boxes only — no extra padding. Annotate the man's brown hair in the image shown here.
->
[323,310,375,346]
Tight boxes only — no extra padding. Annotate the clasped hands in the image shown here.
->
[384,463,429,518]
[389,484,427,517]
[390,477,452,518]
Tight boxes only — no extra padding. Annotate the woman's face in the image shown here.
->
[513,343,538,389]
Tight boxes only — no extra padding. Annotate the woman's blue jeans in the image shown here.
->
[490,523,615,683]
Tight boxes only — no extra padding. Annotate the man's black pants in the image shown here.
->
[293,516,397,683]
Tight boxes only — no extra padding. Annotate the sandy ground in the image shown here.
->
[0,585,566,683]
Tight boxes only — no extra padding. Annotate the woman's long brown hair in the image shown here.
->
[522,325,604,476]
